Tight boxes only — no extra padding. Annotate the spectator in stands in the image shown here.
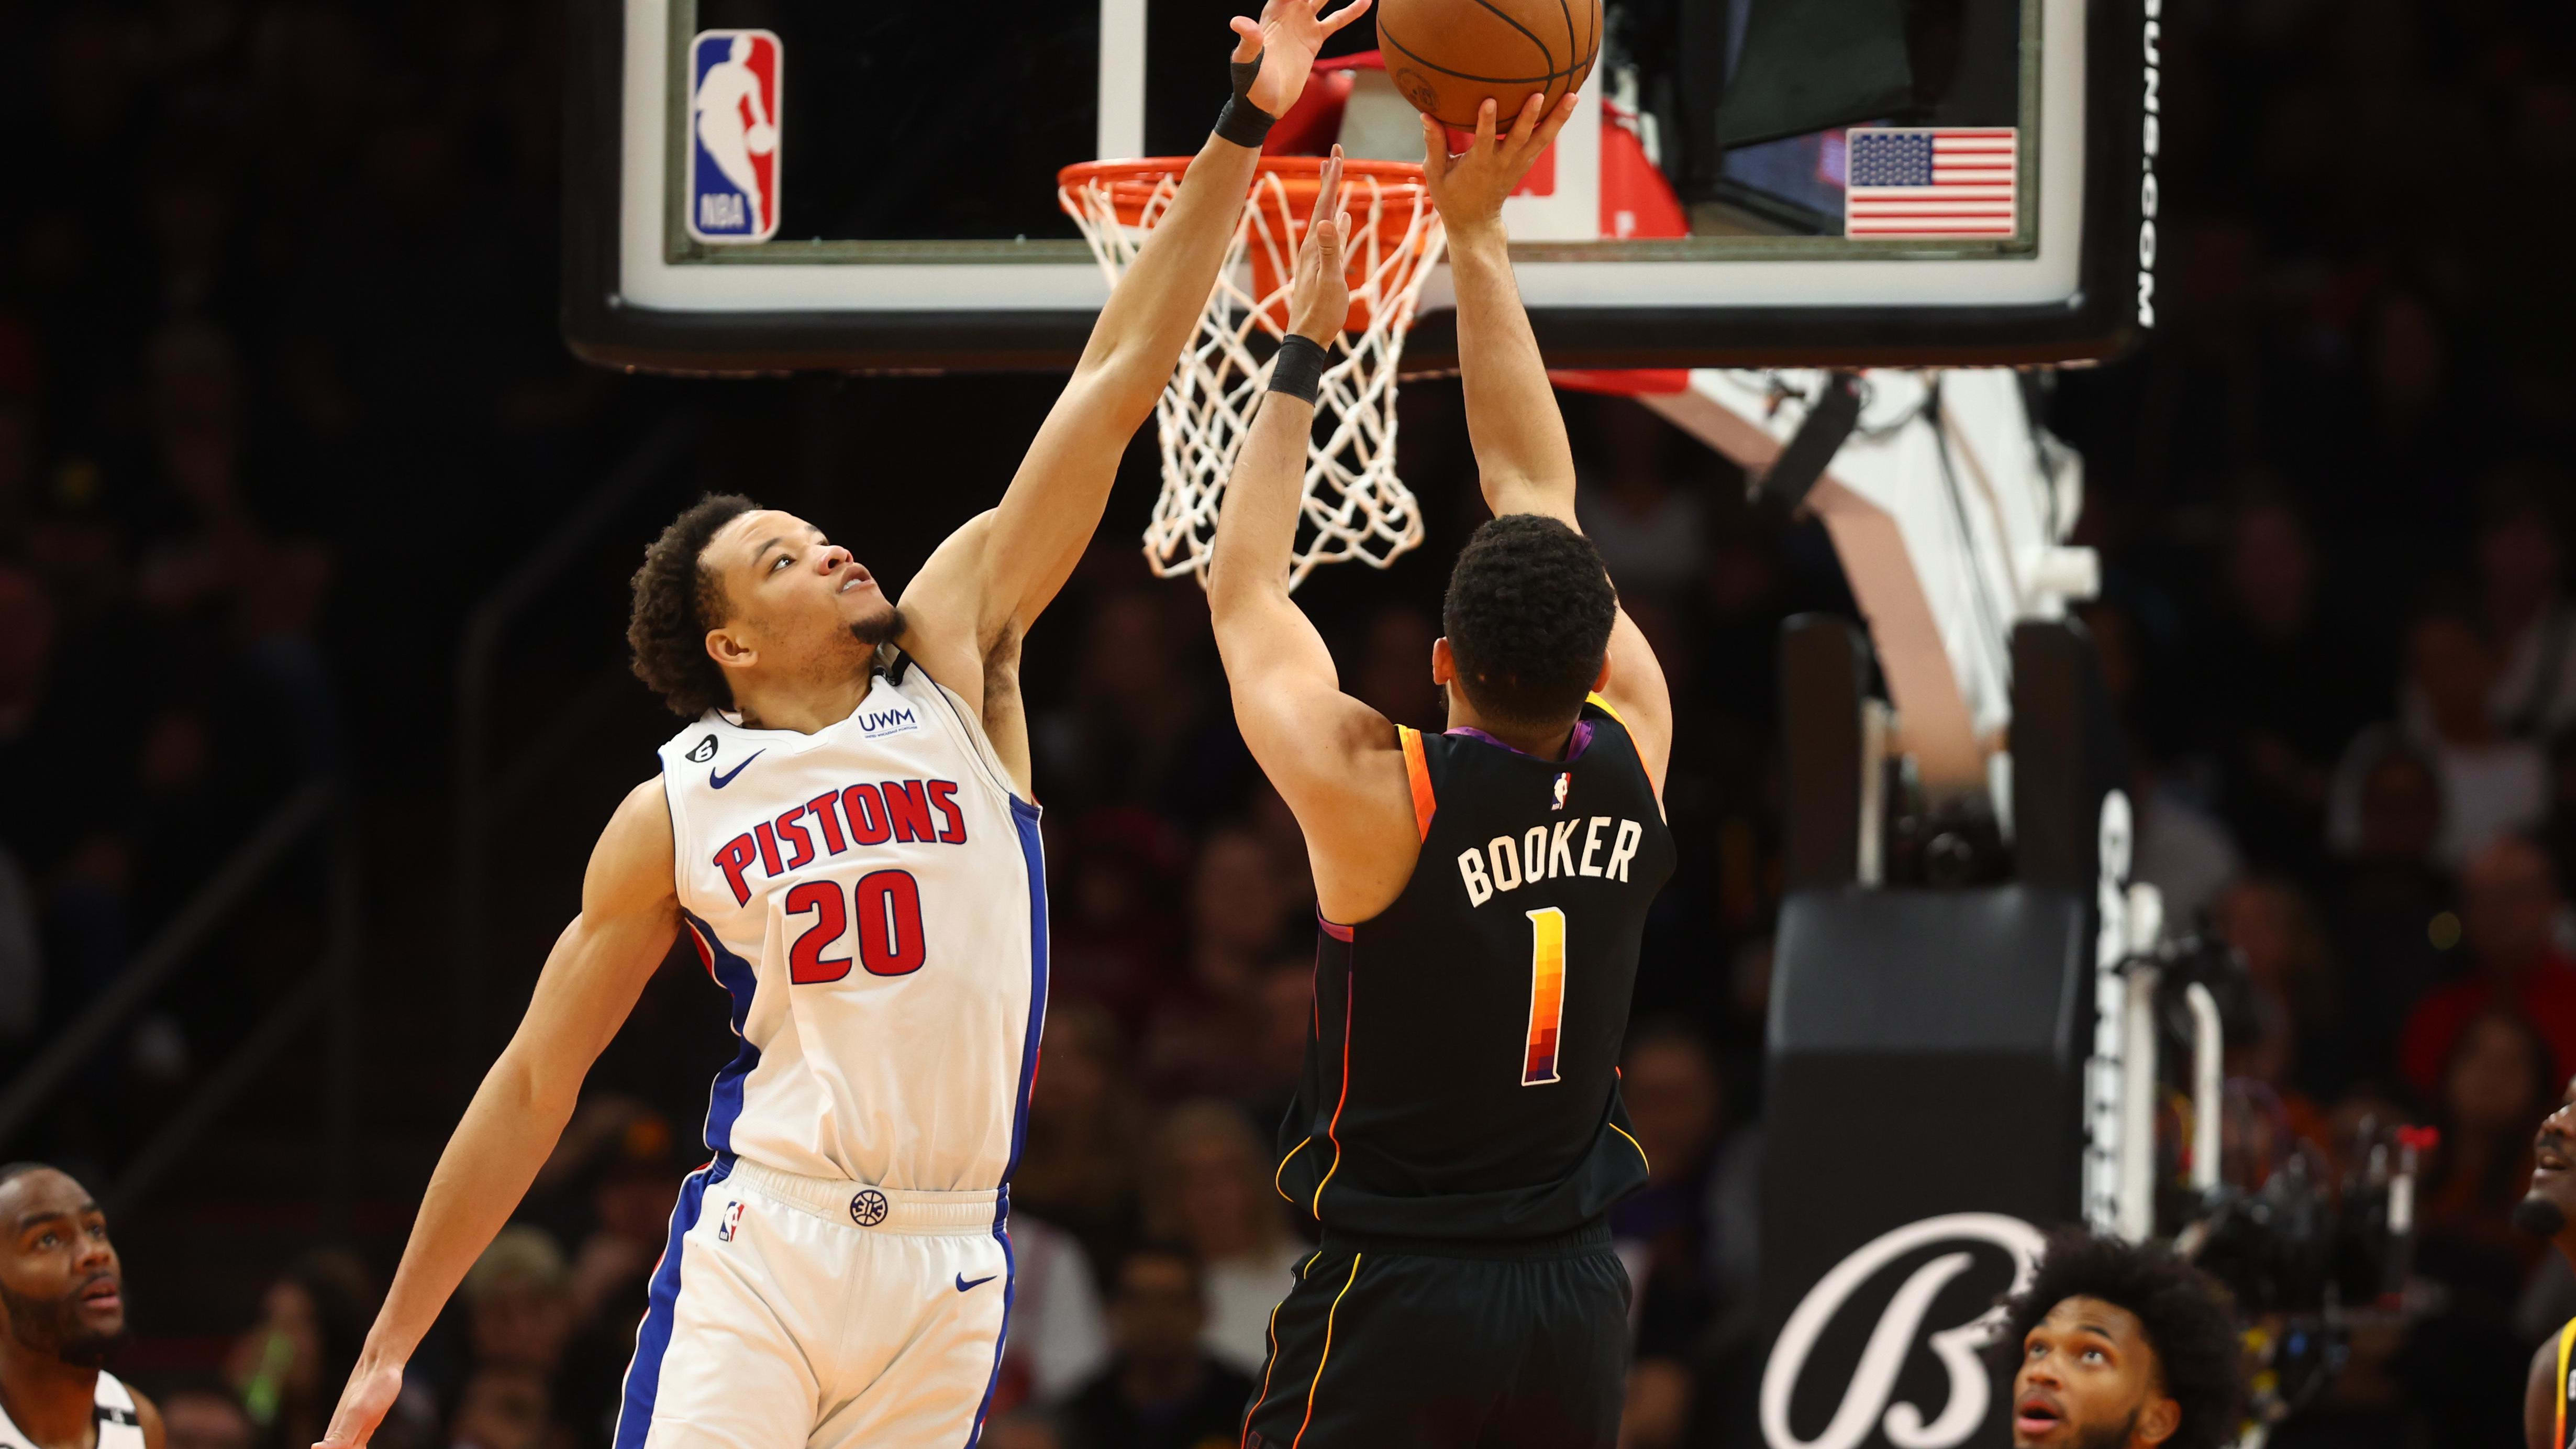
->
[157,1387,254,1449]
[2195,494,2380,874]
[1575,399,1705,606]
[2394,589,2548,868]
[994,1215,1109,1411]
[2324,732,2457,1086]
[980,1408,1064,1449]
[1141,1100,1306,1377]
[553,1120,679,1449]
[446,1367,554,1449]
[1348,604,1441,732]
[226,1252,376,1449]
[2477,465,2576,739]
[2211,876,2348,1098]
[1048,808,1185,1035]
[1057,1245,1254,1449]
[1141,828,1297,1100]
[2396,1010,2558,1445]
[2400,834,2576,1095]
[460,1227,571,1377]
[1012,1002,1147,1275]
[1035,590,1217,818]
[2544,729,2576,905]
[1611,1024,1729,1449]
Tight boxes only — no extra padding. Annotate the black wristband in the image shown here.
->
[1268,334,1328,404]
[1215,52,1275,147]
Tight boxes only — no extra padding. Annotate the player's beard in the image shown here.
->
[0,1279,127,1368]
[2071,1408,2140,1449]
[849,603,905,649]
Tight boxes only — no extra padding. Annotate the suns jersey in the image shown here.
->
[657,652,1045,1192]
[0,1370,145,1449]
[1275,700,1675,1241]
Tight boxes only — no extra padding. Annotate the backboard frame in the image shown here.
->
[562,0,2157,374]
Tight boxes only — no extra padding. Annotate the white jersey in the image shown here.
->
[0,1371,145,1449]
[657,653,1044,1192]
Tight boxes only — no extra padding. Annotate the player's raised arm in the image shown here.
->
[1422,98,1674,794]
[315,780,681,1449]
[1207,152,1421,919]
[897,0,1373,682]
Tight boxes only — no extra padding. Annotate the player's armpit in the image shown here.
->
[893,510,998,715]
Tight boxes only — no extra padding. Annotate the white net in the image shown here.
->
[1059,159,1445,588]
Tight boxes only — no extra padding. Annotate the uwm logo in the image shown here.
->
[687,29,782,243]
[711,778,966,905]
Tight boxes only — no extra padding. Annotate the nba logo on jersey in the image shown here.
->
[687,30,782,244]
[715,1200,744,1242]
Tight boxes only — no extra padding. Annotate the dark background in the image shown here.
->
[2,0,2574,1447]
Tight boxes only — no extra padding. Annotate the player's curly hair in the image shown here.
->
[1441,514,1617,730]
[629,493,760,718]
[1989,1227,2247,1449]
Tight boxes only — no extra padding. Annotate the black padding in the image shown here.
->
[1780,614,1869,891]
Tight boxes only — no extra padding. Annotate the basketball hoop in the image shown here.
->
[1058,157,1445,588]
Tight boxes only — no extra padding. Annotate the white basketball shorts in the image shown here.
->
[614,1159,1014,1449]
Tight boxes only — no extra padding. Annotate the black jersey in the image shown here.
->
[1274,699,1677,1242]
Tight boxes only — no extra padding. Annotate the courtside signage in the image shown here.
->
[687,29,782,244]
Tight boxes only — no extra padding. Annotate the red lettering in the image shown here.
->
[927,780,967,843]
[774,806,816,870]
[854,870,926,976]
[784,881,851,983]
[884,780,934,842]
[753,821,784,876]
[841,784,892,845]
[806,791,848,853]
[714,834,758,905]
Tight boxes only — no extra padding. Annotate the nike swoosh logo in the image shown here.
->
[709,750,764,789]
[956,1273,997,1292]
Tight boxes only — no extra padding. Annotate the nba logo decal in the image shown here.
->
[688,30,782,244]
[715,1200,745,1242]
[1551,771,1571,811]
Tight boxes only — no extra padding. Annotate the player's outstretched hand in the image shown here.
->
[1420,93,1579,237]
[1286,147,1353,344]
[312,1358,405,1449]
[1232,0,1374,118]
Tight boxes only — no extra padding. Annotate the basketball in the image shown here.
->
[1374,0,1602,130]
[746,121,778,156]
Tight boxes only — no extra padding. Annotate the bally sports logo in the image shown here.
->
[1761,1213,2044,1449]
[689,29,782,244]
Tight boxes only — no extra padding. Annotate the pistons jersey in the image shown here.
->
[658,653,1043,1192]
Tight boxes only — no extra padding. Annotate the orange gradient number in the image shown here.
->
[1523,908,1565,1086]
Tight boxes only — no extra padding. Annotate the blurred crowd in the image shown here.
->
[1,0,2572,1447]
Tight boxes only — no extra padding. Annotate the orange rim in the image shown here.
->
[1058,156,1435,250]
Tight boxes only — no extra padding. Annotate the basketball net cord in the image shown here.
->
[1060,166,1446,588]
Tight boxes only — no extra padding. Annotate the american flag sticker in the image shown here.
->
[1843,128,2017,238]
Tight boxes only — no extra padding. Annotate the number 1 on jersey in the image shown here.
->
[1523,907,1565,1086]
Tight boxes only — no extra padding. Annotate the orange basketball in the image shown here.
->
[1374,0,1602,130]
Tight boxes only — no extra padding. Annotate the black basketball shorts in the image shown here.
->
[1239,1222,1631,1449]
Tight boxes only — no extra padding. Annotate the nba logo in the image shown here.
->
[688,30,782,244]
[716,1200,745,1242]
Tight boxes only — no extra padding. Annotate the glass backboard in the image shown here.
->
[563,0,2159,372]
